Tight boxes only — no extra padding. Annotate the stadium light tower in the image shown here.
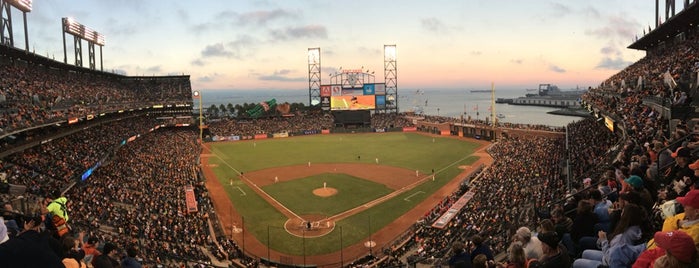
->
[193,90,202,141]
[384,45,398,113]
[308,48,321,108]
[0,0,32,50]
[62,17,105,71]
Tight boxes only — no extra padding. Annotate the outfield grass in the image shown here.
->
[263,173,394,216]
[208,132,480,256]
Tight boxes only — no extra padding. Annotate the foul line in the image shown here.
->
[210,152,303,221]
[403,191,424,201]
[235,187,246,196]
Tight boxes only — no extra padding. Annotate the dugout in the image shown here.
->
[332,110,371,128]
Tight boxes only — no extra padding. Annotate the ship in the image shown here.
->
[495,84,586,108]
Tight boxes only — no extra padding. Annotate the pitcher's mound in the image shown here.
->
[313,187,337,197]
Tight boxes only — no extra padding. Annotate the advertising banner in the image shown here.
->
[376,95,386,109]
[403,127,417,132]
[272,132,289,138]
[375,83,386,95]
[331,95,376,110]
[184,185,198,214]
[432,191,475,229]
[363,84,375,95]
[254,134,268,139]
[342,88,364,96]
[321,129,330,134]
[441,130,451,136]
[331,85,342,96]
[321,96,331,111]
[320,85,331,97]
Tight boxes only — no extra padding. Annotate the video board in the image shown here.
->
[325,83,385,111]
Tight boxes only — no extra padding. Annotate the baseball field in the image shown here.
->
[201,132,489,265]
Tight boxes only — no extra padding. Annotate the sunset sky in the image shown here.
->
[8,0,663,90]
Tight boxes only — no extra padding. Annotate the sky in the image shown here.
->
[6,0,663,91]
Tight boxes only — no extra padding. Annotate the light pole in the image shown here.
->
[193,90,203,141]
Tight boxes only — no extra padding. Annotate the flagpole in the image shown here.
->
[491,82,495,129]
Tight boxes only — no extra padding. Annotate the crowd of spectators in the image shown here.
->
[382,135,567,267]
[0,48,192,135]
[402,24,699,268]
[207,113,333,137]
[2,20,699,268]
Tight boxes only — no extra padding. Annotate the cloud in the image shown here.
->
[191,59,206,66]
[197,76,216,83]
[177,9,190,22]
[269,25,328,41]
[259,69,305,82]
[596,57,632,70]
[103,18,143,37]
[201,43,233,58]
[357,47,381,56]
[226,35,257,56]
[146,65,162,73]
[550,3,572,17]
[599,45,618,55]
[549,64,566,73]
[321,67,337,74]
[421,17,447,33]
[470,51,482,56]
[584,15,638,39]
[510,59,523,64]
[236,9,297,25]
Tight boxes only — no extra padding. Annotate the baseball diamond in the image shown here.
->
[201,132,492,266]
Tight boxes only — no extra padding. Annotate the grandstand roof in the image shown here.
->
[628,2,699,50]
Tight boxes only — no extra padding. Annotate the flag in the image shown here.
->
[473,104,478,111]
[663,71,677,90]
[637,76,643,89]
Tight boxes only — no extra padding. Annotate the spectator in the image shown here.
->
[497,242,528,268]
[572,204,646,268]
[0,215,63,267]
[531,231,570,268]
[82,237,101,265]
[93,242,120,268]
[448,241,472,268]
[45,191,70,238]
[61,235,87,268]
[470,235,494,262]
[514,227,543,260]
[121,245,142,268]
[633,230,696,268]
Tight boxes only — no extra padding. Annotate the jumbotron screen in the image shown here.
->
[323,83,384,111]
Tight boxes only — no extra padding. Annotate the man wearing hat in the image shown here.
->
[530,231,570,268]
[633,230,697,267]
[624,175,654,212]
[667,147,694,184]
[690,159,699,188]
[645,189,699,253]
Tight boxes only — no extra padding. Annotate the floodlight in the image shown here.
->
[6,0,32,12]
[308,48,320,64]
[384,45,396,61]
